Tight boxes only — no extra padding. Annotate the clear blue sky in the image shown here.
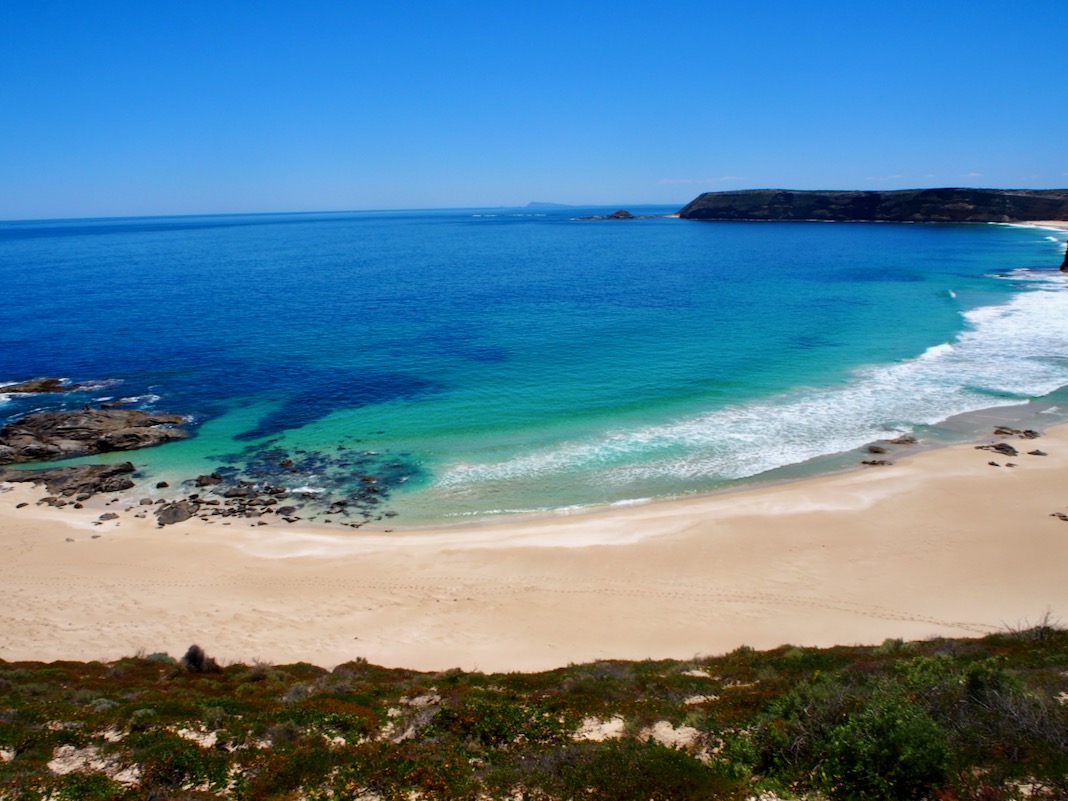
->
[2,1,1066,219]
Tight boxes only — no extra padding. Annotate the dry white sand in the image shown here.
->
[2,423,1067,673]
[1025,220,1068,231]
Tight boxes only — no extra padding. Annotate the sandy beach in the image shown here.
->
[2,414,1067,673]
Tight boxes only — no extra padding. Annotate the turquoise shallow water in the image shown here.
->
[1,208,1066,524]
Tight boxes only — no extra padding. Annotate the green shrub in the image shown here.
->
[243,743,338,801]
[521,740,746,801]
[431,695,570,748]
[127,729,229,794]
[820,695,949,801]
[54,771,125,801]
[326,740,474,801]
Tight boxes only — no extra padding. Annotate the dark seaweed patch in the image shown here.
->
[235,372,439,442]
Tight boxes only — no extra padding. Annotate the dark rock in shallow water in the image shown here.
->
[887,435,918,445]
[0,409,189,464]
[0,462,136,498]
[992,426,1040,440]
[677,188,1068,223]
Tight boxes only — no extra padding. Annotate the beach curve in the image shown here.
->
[2,420,1067,672]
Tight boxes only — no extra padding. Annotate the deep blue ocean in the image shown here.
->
[2,206,1067,525]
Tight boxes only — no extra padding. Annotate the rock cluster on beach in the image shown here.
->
[677,188,1068,223]
[0,462,137,504]
[0,408,189,464]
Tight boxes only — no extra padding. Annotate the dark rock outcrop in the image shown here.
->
[0,409,188,464]
[155,500,198,526]
[579,209,658,220]
[677,188,1068,223]
[1,378,86,394]
[0,462,136,498]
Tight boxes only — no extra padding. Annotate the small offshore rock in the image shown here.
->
[866,445,887,454]
[861,459,893,466]
[1,377,85,394]
[156,481,169,488]
[99,512,119,521]
[888,434,917,445]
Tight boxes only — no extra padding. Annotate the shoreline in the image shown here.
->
[3,416,1067,673]
[1,218,1065,672]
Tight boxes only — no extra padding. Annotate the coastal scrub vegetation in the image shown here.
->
[1,627,1066,800]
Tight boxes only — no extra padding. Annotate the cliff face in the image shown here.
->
[677,188,1068,223]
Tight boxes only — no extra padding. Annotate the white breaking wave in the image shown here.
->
[436,273,1068,490]
[116,393,162,405]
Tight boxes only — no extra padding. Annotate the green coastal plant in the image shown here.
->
[0,627,1066,800]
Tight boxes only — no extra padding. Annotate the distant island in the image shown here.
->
[677,187,1068,223]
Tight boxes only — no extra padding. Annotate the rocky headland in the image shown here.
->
[677,187,1068,223]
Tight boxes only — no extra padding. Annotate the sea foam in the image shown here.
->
[436,271,1068,491]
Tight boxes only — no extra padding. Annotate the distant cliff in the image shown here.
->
[677,188,1068,223]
